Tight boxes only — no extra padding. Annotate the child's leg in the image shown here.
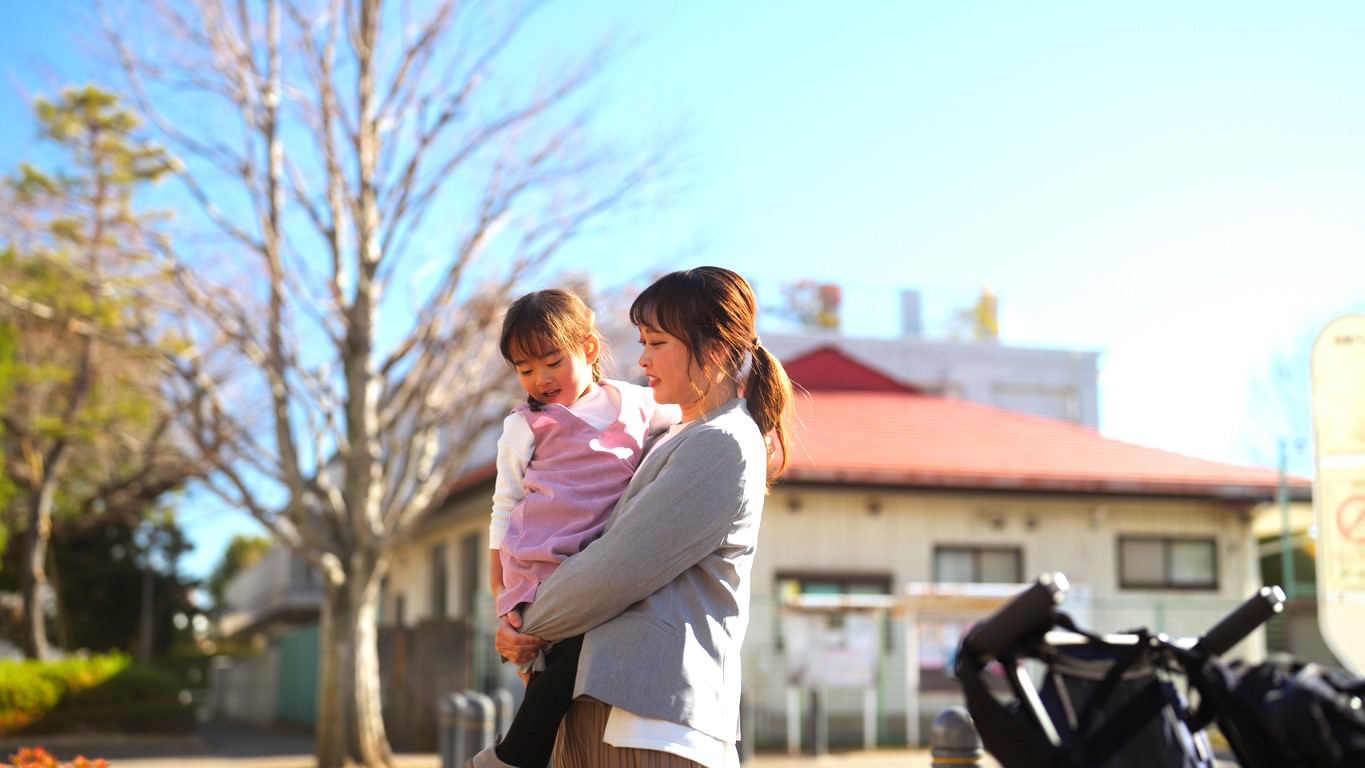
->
[494,633,585,768]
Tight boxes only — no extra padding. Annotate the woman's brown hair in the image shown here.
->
[629,266,794,480]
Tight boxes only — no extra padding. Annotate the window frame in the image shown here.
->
[429,543,449,619]
[1117,535,1219,590]
[932,544,1024,584]
[773,570,894,652]
[774,570,894,601]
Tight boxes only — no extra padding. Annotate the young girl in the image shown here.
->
[479,288,679,768]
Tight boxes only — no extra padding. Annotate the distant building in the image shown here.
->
[762,286,1098,428]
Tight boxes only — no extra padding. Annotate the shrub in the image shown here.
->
[0,654,193,737]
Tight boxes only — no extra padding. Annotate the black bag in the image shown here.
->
[1197,653,1365,768]
[956,575,1287,768]
[958,612,1218,768]
[1036,630,1217,768]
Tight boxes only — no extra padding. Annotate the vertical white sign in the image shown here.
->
[1311,314,1365,674]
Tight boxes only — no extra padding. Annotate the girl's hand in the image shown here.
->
[496,608,546,664]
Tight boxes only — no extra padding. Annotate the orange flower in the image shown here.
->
[5,747,109,768]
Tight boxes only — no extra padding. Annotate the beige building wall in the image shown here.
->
[379,481,1269,747]
[384,492,494,627]
[742,485,1265,746]
[756,486,1256,605]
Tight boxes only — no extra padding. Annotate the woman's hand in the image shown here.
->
[495,608,546,664]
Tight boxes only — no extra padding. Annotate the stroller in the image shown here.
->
[954,573,1307,767]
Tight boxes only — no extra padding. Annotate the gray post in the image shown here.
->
[807,687,827,756]
[930,706,984,768]
[439,691,470,768]
[737,688,756,763]
[459,689,497,761]
[491,687,516,739]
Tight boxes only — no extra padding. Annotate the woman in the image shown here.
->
[485,266,793,768]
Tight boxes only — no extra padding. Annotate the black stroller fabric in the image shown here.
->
[1037,638,1216,768]
[954,577,1364,767]
[1194,653,1365,768]
[956,612,1216,768]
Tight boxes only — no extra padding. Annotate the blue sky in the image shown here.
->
[5,1,1365,577]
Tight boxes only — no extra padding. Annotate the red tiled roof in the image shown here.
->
[782,391,1311,500]
[785,346,922,393]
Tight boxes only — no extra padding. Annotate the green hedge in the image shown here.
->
[0,654,194,736]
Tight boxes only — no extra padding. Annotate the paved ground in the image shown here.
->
[5,719,1246,767]
[0,720,949,768]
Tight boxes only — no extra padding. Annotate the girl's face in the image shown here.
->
[511,336,599,408]
[637,322,717,421]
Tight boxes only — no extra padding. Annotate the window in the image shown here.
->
[775,572,892,601]
[934,545,1022,583]
[288,552,317,586]
[1118,536,1217,589]
[774,571,893,651]
[430,544,449,619]
[460,533,481,618]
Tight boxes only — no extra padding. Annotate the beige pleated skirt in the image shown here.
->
[551,699,705,768]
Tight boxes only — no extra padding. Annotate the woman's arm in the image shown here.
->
[520,424,757,641]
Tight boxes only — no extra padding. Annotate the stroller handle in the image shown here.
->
[1196,584,1285,656]
[962,572,1069,662]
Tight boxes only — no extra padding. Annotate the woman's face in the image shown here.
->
[637,322,710,420]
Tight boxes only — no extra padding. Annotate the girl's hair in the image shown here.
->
[499,289,603,410]
[629,266,794,481]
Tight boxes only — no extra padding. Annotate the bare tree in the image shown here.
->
[99,1,667,764]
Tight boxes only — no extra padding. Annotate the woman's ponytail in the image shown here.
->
[745,342,794,482]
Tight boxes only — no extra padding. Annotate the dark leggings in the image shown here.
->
[494,633,585,768]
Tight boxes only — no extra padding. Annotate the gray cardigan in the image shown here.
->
[519,397,767,741]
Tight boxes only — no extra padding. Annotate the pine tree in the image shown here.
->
[0,86,199,659]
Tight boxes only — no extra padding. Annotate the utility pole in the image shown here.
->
[1277,439,1295,654]
[1279,439,1295,601]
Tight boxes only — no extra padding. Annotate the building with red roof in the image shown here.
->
[370,341,1310,749]
[220,330,1311,749]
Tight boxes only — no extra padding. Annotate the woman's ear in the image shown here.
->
[700,339,730,375]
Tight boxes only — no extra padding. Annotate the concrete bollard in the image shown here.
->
[459,689,497,759]
[737,689,756,764]
[807,687,828,757]
[930,706,984,767]
[490,687,516,739]
[439,691,470,768]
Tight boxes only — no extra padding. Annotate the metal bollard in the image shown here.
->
[439,691,470,768]
[807,687,828,756]
[737,689,756,764]
[459,689,497,760]
[490,687,516,739]
[930,706,984,767]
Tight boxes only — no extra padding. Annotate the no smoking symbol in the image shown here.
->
[1338,495,1365,544]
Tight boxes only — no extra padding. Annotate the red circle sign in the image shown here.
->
[1337,495,1365,544]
